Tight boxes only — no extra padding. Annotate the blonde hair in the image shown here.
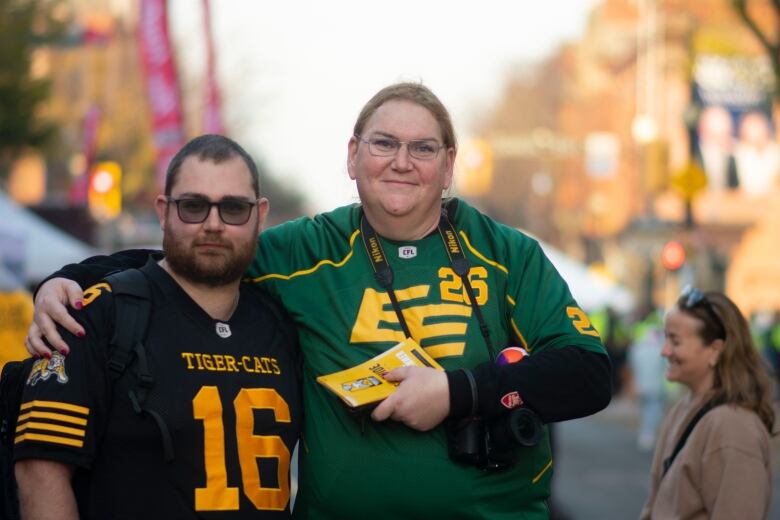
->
[677,291,775,433]
[353,82,457,150]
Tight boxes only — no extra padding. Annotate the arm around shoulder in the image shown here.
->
[15,459,78,520]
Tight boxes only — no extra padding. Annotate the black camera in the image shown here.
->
[447,407,543,471]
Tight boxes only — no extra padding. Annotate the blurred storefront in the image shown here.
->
[464,0,780,313]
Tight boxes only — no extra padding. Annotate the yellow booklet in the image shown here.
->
[316,338,444,408]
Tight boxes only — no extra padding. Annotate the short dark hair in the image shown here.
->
[165,135,260,196]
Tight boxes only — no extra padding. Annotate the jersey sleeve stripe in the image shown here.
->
[14,432,84,448]
[15,421,86,437]
[20,400,89,415]
[510,318,530,351]
[458,231,509,275]
[17,410,89,426]
[249,229,361,283]
[505,295,531,351]
[531,459,553,484]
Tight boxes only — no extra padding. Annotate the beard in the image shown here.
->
[163,225,257,288]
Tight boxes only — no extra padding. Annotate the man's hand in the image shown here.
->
[371,367,450,431]
[27,277,85,356]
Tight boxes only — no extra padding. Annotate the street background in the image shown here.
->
[555,397,780,519]
[3,1,780,517]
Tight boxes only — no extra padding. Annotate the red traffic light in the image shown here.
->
[661,240,685,270]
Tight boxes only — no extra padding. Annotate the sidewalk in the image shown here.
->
[554,396,780,520]
[598,395,780,469]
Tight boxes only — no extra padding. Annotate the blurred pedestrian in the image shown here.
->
[628,308,665,452]
[640,287,775,520]
[591,306,629,395]
[763,311,780,397]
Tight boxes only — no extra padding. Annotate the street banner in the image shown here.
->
[692,54,779,197]
[69,105,101,205]
[138,0,185,187]
[203,0,224,135]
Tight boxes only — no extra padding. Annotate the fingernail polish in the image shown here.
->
[44,352,51,359]
[74,300,83,310]
[77,331,85,338]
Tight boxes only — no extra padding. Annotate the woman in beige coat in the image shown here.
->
[641,288,775,520]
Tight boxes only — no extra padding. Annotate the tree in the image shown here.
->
[0,0,66,180]
[732,0,780,100]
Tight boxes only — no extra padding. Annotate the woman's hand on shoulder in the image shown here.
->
[26,278,85,356]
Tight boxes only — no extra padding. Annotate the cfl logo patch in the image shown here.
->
[398,246,417,259]
[215,322,232,338]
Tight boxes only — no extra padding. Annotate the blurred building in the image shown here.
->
[27,1,156,206]
[461,0,780,313]
[12,0,305,248]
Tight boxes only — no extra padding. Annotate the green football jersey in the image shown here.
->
[249,198,605,519]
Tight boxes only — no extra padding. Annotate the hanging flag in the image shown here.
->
[203,0,224,135]
[138,0,185,187]
[69,105,101,205]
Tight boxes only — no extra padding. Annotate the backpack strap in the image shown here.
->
[105,269,151,380]
[0,359,33,520]
[104,269,174,462]
[662,399,717,477]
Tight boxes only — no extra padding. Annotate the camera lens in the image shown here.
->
[506,408,542,447]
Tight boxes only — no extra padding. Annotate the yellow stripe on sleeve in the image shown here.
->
[14,432,84,448]
[15,421,85,438]
[20,400,89,415]
[17,411,88,427]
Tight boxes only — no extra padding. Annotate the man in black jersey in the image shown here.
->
[14,135,301,519]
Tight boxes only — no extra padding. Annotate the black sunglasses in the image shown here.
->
[167,197,258,225]
[678,285,726,340]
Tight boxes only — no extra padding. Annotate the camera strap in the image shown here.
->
[359,200,493,353]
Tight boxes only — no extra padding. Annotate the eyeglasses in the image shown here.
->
[355,135,444,160]
[167,197,258,225]
[678,285,726,340]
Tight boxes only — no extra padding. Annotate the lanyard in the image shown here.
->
[359,200,494,353]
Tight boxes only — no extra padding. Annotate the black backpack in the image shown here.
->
[0,268,161,520]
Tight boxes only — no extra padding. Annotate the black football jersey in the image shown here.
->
[14,259,301,519]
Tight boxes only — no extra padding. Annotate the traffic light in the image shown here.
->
[87,161,122,220]
[661,240,686,271]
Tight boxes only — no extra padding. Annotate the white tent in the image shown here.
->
[0,191,95,284]
[540,242,635,314]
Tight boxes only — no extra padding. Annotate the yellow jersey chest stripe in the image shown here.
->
[251,229,361,283]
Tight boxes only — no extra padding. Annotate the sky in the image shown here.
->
[168,0,602,214]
